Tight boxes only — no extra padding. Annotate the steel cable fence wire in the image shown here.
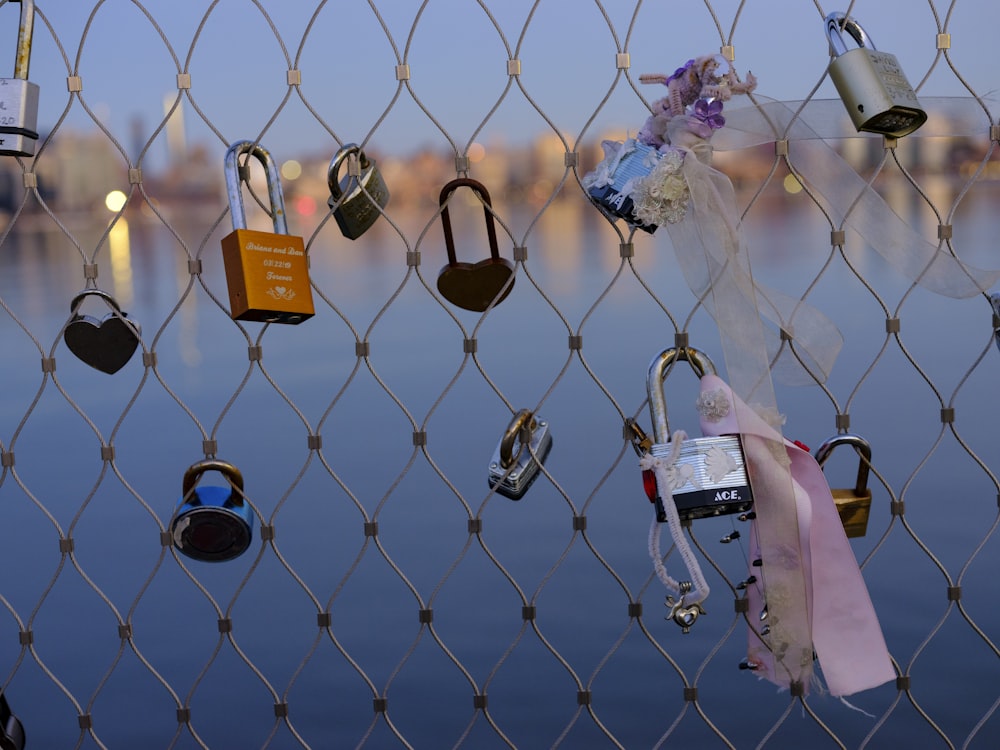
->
[0,0,995,746]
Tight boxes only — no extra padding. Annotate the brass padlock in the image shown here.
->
[437,178,515,312]
[172,459,253,562]
[642,347,753,522]
[327,143,390,239]
[814,433,873,538]
[487,409,553,500]
[220,140,315,324]
[0,0,40,156]
[825,11,926,138]
[63,288,141,374]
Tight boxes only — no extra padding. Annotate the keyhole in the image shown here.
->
[857,104,865,113]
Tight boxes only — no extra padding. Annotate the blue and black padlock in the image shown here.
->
[0,691,24,750]
[171,460,253,562]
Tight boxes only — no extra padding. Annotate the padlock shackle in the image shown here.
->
[182,459,245,506]
[499,409,536,469]
[439,177,501,264]
[69,288,123,315]
[327,143,371,201]
[814,433,871,497]
[825,12,874,57]
[646,346,717,443]
[13,0,34,81]
[224,140,289,235]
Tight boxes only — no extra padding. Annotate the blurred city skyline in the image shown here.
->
[3,1,997,170]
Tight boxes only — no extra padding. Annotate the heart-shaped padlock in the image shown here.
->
[63,289,141,374]
[436,177,514,312]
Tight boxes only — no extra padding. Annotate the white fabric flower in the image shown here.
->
[630,146,690,226]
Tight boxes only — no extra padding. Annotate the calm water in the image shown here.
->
[0,183,998,748]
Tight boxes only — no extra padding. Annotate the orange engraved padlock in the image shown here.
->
[220,140,315,324]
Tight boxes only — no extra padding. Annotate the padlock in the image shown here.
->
[327,143,390,240]
[990,291,1000,354]
[814,433,873,538]
[63,288,141,374]
[220,140,315,324]
[0,691,24,750]
[583,138,660,233]
[487,409,553,500]
[0,0,39,157]
[642,347,753,522]
[172,459,253,562]
[436,177,515,312]
[825,11,926,138]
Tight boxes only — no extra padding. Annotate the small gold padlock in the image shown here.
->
[221,140,315,324]
[327,143,390,240]
[825,12,926,138]
[814,433,873,538]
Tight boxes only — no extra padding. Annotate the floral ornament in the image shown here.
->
[692,98,725,130]
[695,387,731,422]
[628,146,689,226]
[582,53,756,232]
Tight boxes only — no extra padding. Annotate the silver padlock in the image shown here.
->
[825,11,926,138]
[487,409,552,500]
[642,347,753,522]
[327,143,390,240]
[0,0,39,157]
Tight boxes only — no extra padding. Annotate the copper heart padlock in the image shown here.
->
[436,177,514,312]
[63,288,141,374]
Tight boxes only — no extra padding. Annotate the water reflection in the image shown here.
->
[0,185,998,747]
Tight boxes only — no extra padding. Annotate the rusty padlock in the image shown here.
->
[814,433,873,538]
[220,140,315,324]
[436,178,515,312]
[327,143,390,239]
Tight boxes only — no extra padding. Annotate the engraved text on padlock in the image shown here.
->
[221,140,315,324]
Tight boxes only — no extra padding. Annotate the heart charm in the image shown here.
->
[437,259,515,312]
[63,290,141,374]
[666,596,706,634]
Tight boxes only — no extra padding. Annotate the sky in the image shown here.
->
[5,0,998,170]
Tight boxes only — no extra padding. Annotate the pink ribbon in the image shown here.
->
[698,373,895,697]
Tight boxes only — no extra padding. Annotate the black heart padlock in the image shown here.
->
[436,177,514,312]
[63,289,141,374]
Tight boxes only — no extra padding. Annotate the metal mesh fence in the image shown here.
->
[0,0,998,747]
